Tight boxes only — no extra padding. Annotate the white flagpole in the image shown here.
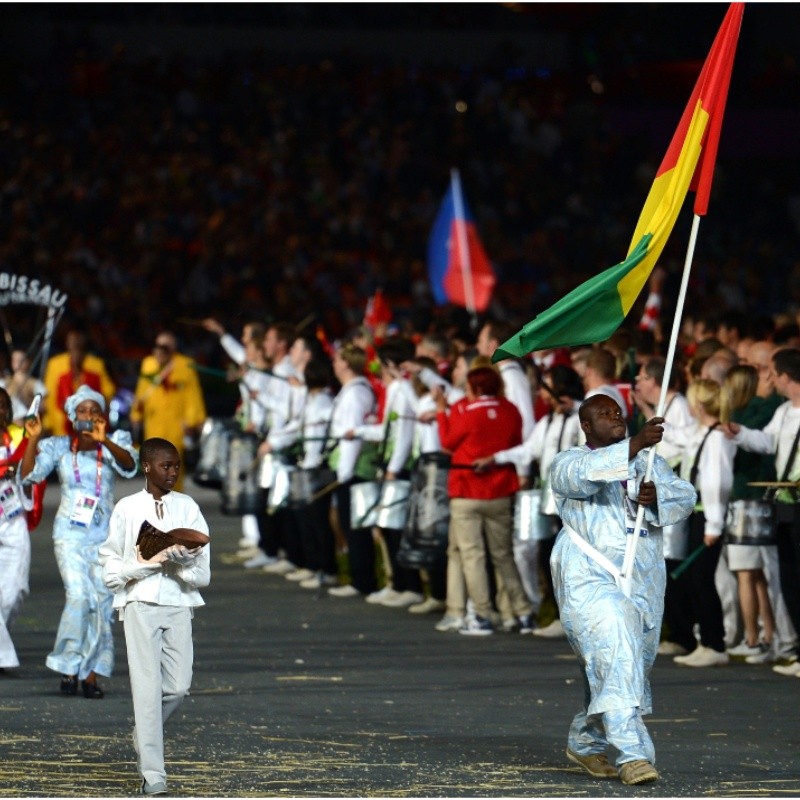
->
[450,168,477,324]
[619,213,702,597]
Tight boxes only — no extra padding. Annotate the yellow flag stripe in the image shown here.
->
[617,100,709,315]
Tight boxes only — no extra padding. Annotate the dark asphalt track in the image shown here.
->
[1,477,798,798]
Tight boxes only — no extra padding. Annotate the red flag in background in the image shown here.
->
[363,289,393,331]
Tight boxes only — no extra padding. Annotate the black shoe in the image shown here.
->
[82,680,104,699]
[60,675,78,695]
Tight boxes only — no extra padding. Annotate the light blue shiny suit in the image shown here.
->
[550,440,696,766]
[24,432,138,679]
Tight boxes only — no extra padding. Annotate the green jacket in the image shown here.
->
[731,392,783,500]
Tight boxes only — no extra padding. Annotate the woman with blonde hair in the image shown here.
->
[672,378,737,667]
[720,364,783,663]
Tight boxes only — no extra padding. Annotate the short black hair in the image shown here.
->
[772,348,800,383]
[141,437,179,464]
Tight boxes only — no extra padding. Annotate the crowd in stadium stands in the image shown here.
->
[1,22,799,396]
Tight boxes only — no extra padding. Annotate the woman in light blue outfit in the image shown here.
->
[21,385,138,698]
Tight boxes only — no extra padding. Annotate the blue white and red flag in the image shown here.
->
[427,170,495,313]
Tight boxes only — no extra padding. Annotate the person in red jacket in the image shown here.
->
[433,367,535,635]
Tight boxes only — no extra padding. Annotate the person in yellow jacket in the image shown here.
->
[43,329,116,436]
[130,332,206,490]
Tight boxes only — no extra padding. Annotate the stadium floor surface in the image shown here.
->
[1,478,798,798]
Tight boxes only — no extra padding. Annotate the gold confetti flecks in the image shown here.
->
[189,685,236,694]
[274,674,343,682]
[648,717,699,723]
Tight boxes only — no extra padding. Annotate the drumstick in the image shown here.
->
[669,543,706,580]
[308,480,340,503]
[176,317,208,327]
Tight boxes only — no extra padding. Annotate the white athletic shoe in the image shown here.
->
[243,552,275,570]
[379,591,425,608]
[408,597,447,615]
[772,660,800,677]
[532,619,565,639]
[365,586,402,605]
[328,584,361,598]
[674,645,729,667]
[262,558,296,575]
[434,615,466,633]
[285,568,315,582]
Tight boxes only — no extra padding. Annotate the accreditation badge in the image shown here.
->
[0,483,23,520]
[69,493,101,528]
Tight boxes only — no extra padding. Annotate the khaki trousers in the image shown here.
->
[446,496,533,620]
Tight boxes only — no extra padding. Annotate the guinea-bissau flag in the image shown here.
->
[493,3,744,362]
[428,171,496,313]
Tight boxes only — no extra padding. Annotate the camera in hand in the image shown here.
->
[74,420,95,432]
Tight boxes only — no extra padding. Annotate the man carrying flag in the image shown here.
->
[491,3,744,784]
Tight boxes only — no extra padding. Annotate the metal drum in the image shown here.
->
[267,462,294,513]
[193,417,237,488]
[375,480,411,530]
[725,500,777,546]
[221,433,264,515]
[540,474,559,516]
[289,469,314,507]
[513,489,556,543]
[259,452,278,489]
[289,467,336,508]
[398,452,451,571]
[662,519,689,560]
[350,481,380,528]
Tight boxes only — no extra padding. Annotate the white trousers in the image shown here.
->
[124,602,194,786]
[0,515,31,669]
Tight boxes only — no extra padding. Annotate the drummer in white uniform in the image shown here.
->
[350,337,423,609]
[327,344,380,598]
[201,318,271,556]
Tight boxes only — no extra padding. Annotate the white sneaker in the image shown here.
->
[285,568,315,582]
[745,641,777,664]
[674,645,729,667]
[532,619,565,639]
[379,590,425,608]
[300,574,338,590]
[772,660,800,676]
[243,552,275,569]
[459,614,494,636]
[328,584,361,598]
[236,546,261,560]
[658,641,689,656]
[408,597,447,615]
[262,558,296,575]
[365,586,402,605]
[727,639,763,658]
[238,536,259,550]
[435,615,466,632]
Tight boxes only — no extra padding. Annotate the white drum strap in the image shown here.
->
[566,525,622,591]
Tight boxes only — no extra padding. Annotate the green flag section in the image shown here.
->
[492,3,743,364]
[492,235,651,361]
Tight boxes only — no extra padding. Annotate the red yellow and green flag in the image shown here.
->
[493,3,744,362]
